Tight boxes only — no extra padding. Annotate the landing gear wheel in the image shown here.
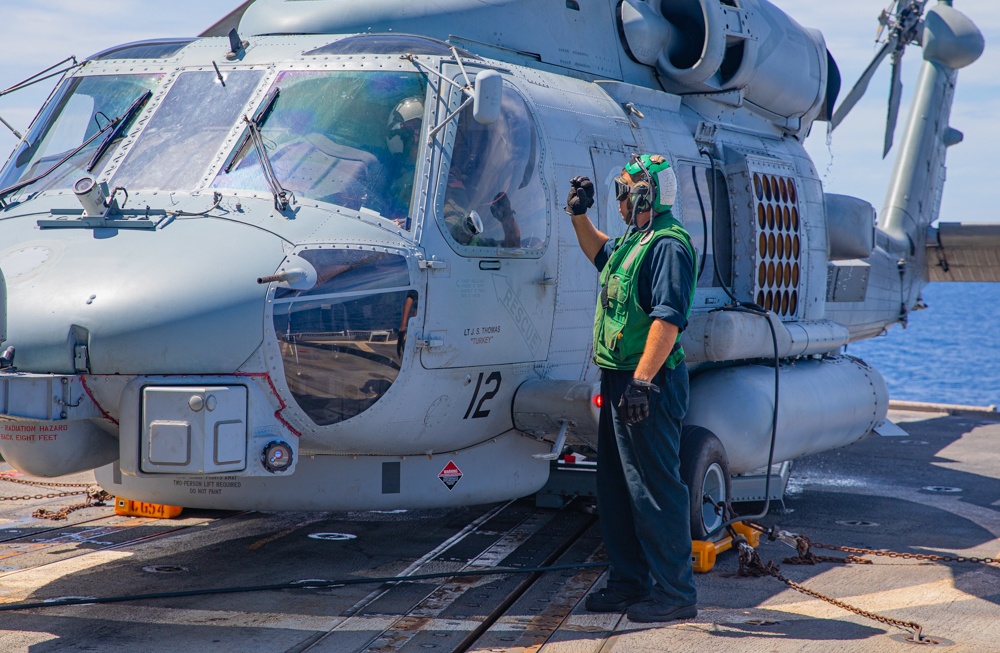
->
[680,426,731,541]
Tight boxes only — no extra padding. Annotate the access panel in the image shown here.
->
[140,385,248,474]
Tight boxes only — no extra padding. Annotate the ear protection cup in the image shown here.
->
[631,181,652,213]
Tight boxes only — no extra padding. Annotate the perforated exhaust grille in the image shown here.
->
[751,169,802,318]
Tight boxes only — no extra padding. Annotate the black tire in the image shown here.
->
[680,426,732,541]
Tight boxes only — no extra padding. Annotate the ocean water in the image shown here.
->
[846,283,1000,408]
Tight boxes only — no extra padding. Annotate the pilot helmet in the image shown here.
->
[387,97,425,155]
[619,153,677,215]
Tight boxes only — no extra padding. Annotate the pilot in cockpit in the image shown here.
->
[385,96,424,228]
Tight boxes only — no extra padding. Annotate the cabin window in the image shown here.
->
[113,70,263,191]
[272,248,415,426]
[675,163,732,288]
[0,74,161,198]
[213,70,428,227]
[438,82,547,256]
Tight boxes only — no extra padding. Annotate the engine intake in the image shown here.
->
[619,0,833,128]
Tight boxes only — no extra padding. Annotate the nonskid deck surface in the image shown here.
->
[0,408,997,652]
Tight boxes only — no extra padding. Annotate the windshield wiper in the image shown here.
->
[223,87,280,173]
[227,87,291,211]
[86,90,152,172]
[0,90,152,206]
[245,113,292,211]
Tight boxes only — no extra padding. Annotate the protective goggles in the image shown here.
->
[613,176,649,202]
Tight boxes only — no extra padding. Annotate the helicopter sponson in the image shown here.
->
[0,0,987,523]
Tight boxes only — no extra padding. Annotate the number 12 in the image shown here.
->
[464,371,502,419]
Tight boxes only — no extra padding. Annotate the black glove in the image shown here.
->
[618,379,660,425]
[565,175,595,216]
[397,328,407,358]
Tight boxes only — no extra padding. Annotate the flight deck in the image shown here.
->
[0,406,998,653]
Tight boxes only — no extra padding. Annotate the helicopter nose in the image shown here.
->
[0,211,284,375]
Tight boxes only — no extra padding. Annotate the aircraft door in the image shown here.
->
[419,77,554,370]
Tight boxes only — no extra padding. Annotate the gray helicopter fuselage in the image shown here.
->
[0,0,982,511]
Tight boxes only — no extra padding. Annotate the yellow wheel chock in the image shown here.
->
[114,497,184,519]
[691,522,761,573]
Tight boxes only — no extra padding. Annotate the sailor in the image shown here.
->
[566,154,698,622]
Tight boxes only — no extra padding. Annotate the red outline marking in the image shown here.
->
[79,375,119,426]
[235,372,302,438]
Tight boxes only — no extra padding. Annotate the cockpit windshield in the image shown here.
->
[213,71,428,226]
[0,74,160,198]
[113,70,264,191]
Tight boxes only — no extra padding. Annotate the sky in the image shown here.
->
[0,0,994,224]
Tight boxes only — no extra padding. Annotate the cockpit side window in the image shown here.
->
[0,74,161,198]
[213,71,428,227]
[438,82,547,256]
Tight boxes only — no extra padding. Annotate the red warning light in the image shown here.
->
[593,393,603,408]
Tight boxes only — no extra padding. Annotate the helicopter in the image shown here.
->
[0,0,992,539]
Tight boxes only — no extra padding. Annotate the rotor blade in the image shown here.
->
[830,38,895,130]
[883,52,904,158]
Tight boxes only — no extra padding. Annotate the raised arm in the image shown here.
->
[565,176,609,264]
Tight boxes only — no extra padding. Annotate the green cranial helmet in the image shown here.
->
[623,154,677,215]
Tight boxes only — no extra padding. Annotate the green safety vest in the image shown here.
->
[592,213,697,371]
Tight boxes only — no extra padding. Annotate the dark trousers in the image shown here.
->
[596,363,697,606]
